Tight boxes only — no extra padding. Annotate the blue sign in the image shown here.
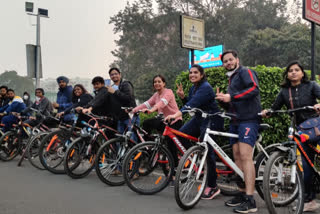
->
[189,45,223,68]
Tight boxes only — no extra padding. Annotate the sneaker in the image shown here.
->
[233,197,257,213]
[201,187,221,200]
[225,194,245,207]
[303,200,320,212]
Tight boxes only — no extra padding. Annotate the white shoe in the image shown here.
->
[303,200,320,212]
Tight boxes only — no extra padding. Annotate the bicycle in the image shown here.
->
[173,108,276,210]
[0,115,34,162]
[38,111,81,174]
[63,113,117,179]
[17,108,60,169]
[262,106,319,214]
[95,108,159,186]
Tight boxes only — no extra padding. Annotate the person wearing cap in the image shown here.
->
[53,76,73,122]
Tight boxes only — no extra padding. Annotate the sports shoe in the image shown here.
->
[303,200,320,212]
[201,187,221,200]
[225,194,245,207]
[233,196,257,213]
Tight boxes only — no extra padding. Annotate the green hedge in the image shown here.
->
[139,66,317,146]
[174,65,318,146]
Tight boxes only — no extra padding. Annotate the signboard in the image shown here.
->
[303,0,320,25]
[181,15,205,50]
[26,44,42,78]
[189,45,223,69]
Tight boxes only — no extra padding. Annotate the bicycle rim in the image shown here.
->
[263,151,304,214]
[0,131,21,161]
[123,141,174,195]
[95,138,130,186]
[175,145,207,210]
[27,132,48,170]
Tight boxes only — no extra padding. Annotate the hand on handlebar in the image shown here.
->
[82,107,92,114]
[260,109,272,118]
[314,104,320,114]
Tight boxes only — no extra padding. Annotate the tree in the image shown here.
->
[0,71,35,97]
[109,0,316,100]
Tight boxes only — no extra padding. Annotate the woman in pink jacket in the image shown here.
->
[133,75,182,167]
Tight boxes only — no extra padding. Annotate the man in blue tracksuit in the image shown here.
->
[216,50,261,213]
[0,89,26,132]
[53,76,73,122]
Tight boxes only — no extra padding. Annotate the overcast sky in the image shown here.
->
[0,0,135,79]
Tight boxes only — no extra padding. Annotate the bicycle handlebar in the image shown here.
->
[258,106,315,117]
[183,106,237,119]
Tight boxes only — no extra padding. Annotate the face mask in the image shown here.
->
[23,95,29,100]
[35,96,41,102]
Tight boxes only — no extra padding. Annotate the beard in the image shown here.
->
[226,62,238,71]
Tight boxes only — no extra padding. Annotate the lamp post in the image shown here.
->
[25,2,49,88]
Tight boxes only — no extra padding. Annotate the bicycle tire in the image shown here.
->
[263,151,304,214]
[64,135,104,179]
[0,131,22,161]
[174,145,207,210]
[216,144,240,196]
[39,129,71,174]
[123,141,174,195]
[95,137,133,186]
[26,132,49,170]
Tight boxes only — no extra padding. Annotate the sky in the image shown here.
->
[0,0,135,79]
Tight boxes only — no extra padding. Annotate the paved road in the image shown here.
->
[0,159,307,214]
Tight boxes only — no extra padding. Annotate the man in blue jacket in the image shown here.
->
[216,50,261,213]
[0,89,26,132]
[52,76,73,122]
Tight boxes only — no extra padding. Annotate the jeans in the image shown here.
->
[117,116,140,143]
[1,115,18,132]
[301,141,319,202]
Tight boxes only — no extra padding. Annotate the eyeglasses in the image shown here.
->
[110,73,119,76]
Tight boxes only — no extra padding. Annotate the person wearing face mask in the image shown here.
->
[23,91,32,108]
[0,89,26,132]
[22,88,53,127]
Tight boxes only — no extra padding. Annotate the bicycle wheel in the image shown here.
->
[174,145,207,210]
[123,141,174,195]
[26,132,49,170]
[216,144,240,196]
[95,137,132,186]
[263,151,304,214]
[39,129,71,174]
[0,131,22,161]
[64,136,102,179]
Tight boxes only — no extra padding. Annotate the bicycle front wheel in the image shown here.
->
[263,151,304,214]
[27,132,49,170]
[64,137,97,179]
[95,137,133,186]
[174,145,207,210]
[0,131,21,161]
[122,141,174,195]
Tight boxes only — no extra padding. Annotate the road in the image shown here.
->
[0,159,311,214]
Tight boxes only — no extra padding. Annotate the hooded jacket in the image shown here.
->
[0,96,26,114]
[57,85,73,113]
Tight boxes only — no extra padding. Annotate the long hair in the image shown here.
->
[281,61,309,88]
[72,84,88,101]
[190,64,207,94]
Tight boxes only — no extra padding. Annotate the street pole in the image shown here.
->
[311,22,316,81]
[36,14,41,88]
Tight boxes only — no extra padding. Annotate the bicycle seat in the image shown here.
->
[258,123,271,133]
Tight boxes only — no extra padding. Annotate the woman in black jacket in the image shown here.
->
[261,61,320,212]
[57,84,93,124]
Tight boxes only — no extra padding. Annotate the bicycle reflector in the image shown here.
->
[299,133,310,143]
